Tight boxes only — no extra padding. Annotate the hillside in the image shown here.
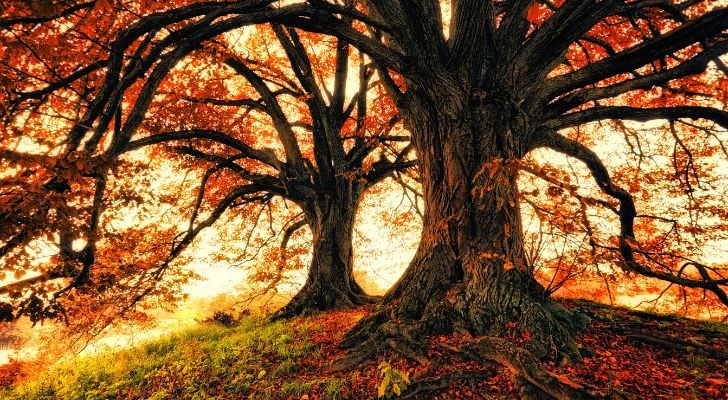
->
[2,301,726,400]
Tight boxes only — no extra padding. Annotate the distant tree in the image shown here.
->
[129,27,415,317]
[0,1,412,326]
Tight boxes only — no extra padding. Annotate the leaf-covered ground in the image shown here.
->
[1,300,726,399]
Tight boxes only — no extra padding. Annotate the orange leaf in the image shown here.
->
[526,2,540,23]
[96,0,113,10]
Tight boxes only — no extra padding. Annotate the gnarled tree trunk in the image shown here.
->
[339,80,588,367]
[276,184,377,317]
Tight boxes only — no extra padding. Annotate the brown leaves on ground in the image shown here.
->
[291,301,726,399]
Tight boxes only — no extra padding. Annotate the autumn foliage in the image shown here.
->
[1,0,728,398]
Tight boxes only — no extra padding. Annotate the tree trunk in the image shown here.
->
[275,188,377,317]
[341,81,588,363]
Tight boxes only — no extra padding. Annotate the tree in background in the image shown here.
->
[0,1,413,329]
[132,25,415,317]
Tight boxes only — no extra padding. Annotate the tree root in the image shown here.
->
[338,308,389,349]
[272,284,379,320]
[333,313,616,399]
[355,335,617,400]
[400,371,483,399]
[331,266,597,397]
[329,319,432,372]
[625,330,728,360]
[465,337,616,400]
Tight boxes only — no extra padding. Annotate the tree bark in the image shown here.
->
[339,79,588,365]
[275,185,377,317]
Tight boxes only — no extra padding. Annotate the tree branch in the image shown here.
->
[536,129,728,306]
[545,106,728,131]
[543,7,728,100]
[225,57,305,171]
[124,129,283,169]
[0,1,96,30]
[547,40,728,116]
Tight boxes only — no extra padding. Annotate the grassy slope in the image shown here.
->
[3,314,358,400]
[2,302,727,400]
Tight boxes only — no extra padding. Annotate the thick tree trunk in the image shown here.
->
[275,189,377,317]
[340,82,588,366]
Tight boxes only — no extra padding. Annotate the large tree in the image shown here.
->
[2,0,728,396]
[331,0,728,379]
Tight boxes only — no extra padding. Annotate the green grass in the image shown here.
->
[3,316,349,400]
[698,320,728,336]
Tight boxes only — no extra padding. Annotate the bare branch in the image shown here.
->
[536,129,728,306]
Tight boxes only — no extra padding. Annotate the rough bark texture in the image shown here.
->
[337,76,588,369]
[275,181,377,318]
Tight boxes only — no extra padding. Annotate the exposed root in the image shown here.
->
[356,334,617,399]
[331,293,605,399]
[466,337,615,400]
[338,308,389,348]
[272,282,378,320]
[328,338,379,372]
[342,266,589,364]
[329,319,433,372]
[626,331,728,360]
[400,371,483,399]
[333,255,595,398]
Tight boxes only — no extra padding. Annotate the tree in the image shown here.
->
[0,1,412,325]
[2,1,728,396]
[130,26,414,316]
[331,0,728,380]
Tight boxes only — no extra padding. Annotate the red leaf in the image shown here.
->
[706,378,726,386]
[96,0,113,10]
[526,2,540,23]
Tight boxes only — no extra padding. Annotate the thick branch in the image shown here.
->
[0,2,96,30]
[544,7,728,100]
[283,8,407,74]
[547,40,728,115]
[306,0,394,34]
[495,0,534,69]
[11,60,107,105]
[225,57,305,171]
[449,0,496,75]
[515,0,620,85]
[124,129,283,168]
[545,106,728,131]
[364,159,417,188]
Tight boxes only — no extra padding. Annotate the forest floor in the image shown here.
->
[1,299,726,399]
